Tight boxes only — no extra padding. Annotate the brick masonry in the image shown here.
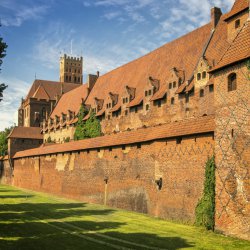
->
[214,62,250,240]
[11,134,214,223]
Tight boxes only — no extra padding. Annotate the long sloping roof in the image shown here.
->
[210,20,250,72]
[25,79,80,101]
[84,23,213,108]
[50,84,89,119]
[224,0,249,21]
[8,127,43,140]
[14,115,214,158]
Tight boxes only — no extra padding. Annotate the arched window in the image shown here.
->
[197,73,201,81]
[228,73,237,92]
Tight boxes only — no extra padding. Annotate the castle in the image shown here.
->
[0,0,249,240]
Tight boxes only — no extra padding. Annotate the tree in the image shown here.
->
[74,105,88,140]
[0,25,8,102]
[84,110,101,138]
[74,106,102,141]
[0,127,12,156]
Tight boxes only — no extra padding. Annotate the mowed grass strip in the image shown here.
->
[0,185,249,250]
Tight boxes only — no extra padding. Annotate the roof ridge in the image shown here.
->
[216,20,249,65]
[96,23,212,79]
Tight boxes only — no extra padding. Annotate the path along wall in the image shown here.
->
[12,131,214,223]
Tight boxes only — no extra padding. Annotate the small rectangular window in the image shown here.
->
[176,137,182,144]
[169,83,172,89]
[171,97,175,105]
[145,90,148,96]
[200,89,204,97]
[148,89,152,95]
[157,100,161,107]
[209,85,214,92]
[173,81,176,88]
[235,19,240,29]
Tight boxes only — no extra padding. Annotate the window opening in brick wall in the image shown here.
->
[202,71,206,79]
[209,84,214,92]
[235,19,240,29]
[197,73,201,81]
[228,73,237,92]
[200,89,204,97]
[171,97,175,105]
[176,137,182,144]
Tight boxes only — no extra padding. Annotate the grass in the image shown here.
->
[0,185,249,250]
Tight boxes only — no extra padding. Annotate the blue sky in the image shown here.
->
[0,0,234,130]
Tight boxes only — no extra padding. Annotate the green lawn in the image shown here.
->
[0,185,249,250]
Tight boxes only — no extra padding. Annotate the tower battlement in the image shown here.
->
[60,54,83,84]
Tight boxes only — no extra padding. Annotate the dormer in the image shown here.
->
[224,0,249,43]
[94,97,104,113]
[194,57,210,88]
[168,67,185,91]
[125,85,136,101]
[108,92,119,108]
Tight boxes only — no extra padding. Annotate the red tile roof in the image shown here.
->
[25,79,80,101]
[84,23,213,111]
[210,20,250,72]
[127,97,143,108]
[224,0,249,21]
[8,127,43,140]
[13,115,214,158]
[32,85,50,100]
[50,84,89,119]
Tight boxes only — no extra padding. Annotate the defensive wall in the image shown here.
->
[2,116,214,224]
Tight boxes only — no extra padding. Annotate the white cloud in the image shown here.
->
[0,77,30,130]
[103,11,122,20]
[0,0,50,27]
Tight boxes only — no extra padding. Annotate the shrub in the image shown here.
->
[195,156,215,230]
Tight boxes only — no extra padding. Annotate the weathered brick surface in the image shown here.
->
[13,134,214,223]
[0,159,12,185]
[214,63,250,240]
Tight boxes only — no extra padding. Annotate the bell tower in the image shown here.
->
[60,54,83,84]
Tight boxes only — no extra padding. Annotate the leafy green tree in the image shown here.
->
[74,105,88,140]
[74,106,101,140]
[0,127,12,156]
[84,110,101,138]
[0,25,8,102]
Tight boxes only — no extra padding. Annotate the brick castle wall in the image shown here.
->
[0,159,12,185]
[13,133,214,223]
[214,63,250,240]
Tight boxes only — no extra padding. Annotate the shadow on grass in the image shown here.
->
[0,202,115,221]
[0,195,34,199]
[0,201,193,250]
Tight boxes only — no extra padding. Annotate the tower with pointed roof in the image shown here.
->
[59,54,83,84]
